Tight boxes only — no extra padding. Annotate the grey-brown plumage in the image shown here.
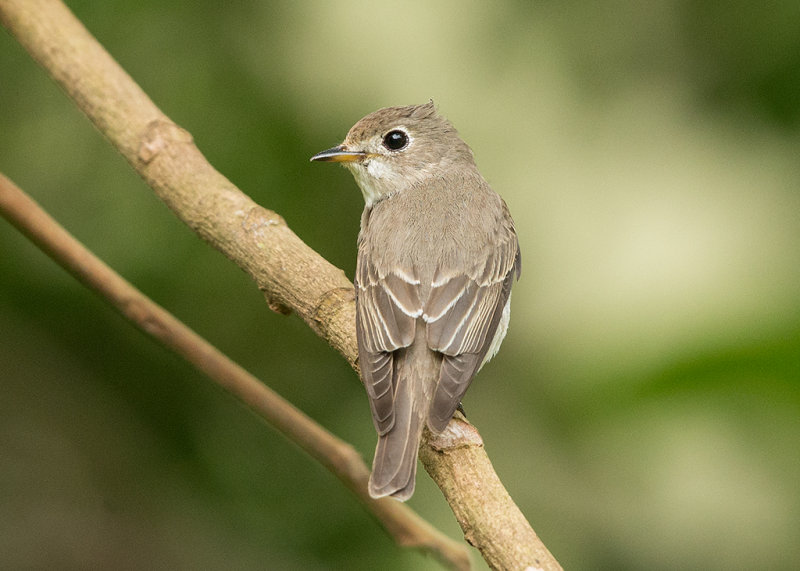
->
[311,102,520,500]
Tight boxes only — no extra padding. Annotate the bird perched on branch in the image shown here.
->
[312,102,521,500]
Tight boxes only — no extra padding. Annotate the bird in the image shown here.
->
[311,101,520,501]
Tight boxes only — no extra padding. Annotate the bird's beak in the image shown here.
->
[310,144,366,163]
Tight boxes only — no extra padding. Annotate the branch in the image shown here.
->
[0,1,562,568]
[0,173,470,570]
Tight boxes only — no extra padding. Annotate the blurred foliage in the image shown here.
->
[1,1,799,569]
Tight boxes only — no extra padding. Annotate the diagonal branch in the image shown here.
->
[0,1,562,569]
[0,172,470,570]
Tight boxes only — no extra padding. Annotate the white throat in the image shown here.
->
[348,159,412,208]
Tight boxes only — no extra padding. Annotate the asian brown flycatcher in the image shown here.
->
[311,102,521,500]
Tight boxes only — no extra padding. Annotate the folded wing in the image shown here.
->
[424,232,520,432]
[356,260,421,435]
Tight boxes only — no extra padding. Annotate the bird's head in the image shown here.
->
[311,101,474,207]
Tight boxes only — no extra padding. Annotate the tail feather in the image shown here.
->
[368,381,425,501]
[367,321,437,501]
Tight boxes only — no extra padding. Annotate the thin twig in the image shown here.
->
[0,1,563,568]
[0,173,471,570]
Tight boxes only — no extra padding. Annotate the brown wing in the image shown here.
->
[425,226,521,433]
[355,254,422,435]
[357,193,521,436]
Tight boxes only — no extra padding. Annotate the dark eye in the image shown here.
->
[383,130,409,151]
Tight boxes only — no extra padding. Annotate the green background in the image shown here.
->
[2,1,799,569]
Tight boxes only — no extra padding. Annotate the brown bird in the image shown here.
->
[311,102,520,500]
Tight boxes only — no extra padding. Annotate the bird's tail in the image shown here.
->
[367,376,425,501]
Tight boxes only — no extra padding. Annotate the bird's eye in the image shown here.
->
[382,130,409,151]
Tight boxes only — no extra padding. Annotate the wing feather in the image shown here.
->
[356,254,423,435]
[425,230,521,432]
